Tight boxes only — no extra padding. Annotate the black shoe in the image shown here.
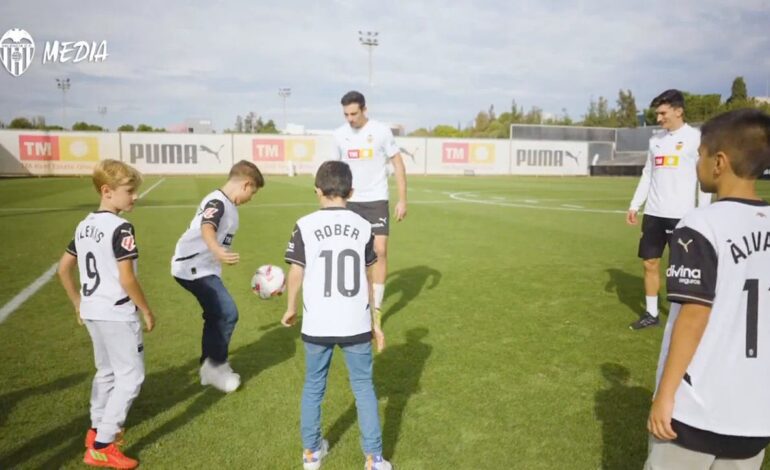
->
[629,312,660,330]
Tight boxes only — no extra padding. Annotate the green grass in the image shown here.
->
[2,175,770,469]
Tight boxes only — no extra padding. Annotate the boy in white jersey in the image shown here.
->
[333,91,407,327]
[646,109,770,468]
[282,161,391,470]
[627,89,711,330]
[57,160,155,469]
[172,160,264,393]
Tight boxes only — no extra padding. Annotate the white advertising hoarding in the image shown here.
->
[425,138,511,175]
[0,130,120,176]
[510,140,589,175]
[121,133,233,174]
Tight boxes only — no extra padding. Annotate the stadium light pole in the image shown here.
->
[97,106,107,129]
[358,30,378,87]
[278,87,291,131]
[56,77,71,129]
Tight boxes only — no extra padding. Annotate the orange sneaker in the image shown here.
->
[85,428,125,448]
[83,443,138,469]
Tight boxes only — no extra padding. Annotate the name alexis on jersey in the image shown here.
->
[314,224,361,242]
[78,224,104,243]
[667,265,702,285]
[729,231,770,264]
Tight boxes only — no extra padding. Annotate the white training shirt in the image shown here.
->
[629,124,711,219]
[284,207,377,343]
[171,190,239,280]
[657,198,770,436]
[67,211,139,322]
[333,119,400,202]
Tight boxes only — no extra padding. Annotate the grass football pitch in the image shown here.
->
[2,175,770,469]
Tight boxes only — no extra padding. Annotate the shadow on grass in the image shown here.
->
[0,373,90,468]
[382,266,441,326]
[604,269,645,319]
[594,363,652,469]
[0,323,296,468]
[325,328,432,459]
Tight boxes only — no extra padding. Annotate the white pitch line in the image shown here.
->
[0,263,59,323]
[0,177,166,324]
[449,191,625,215]
[561,204,585,209]
[138,177,166,199]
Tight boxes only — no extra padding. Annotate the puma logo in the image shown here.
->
[678,238,693,253]
[199,144,224,163]
[565,151,580,164]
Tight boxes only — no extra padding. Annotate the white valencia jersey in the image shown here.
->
[284,207,377,343]
[657,198,770,435]
[629,124,711,218]
[333,119,400,202]
[171,190,238,280]
[66,211,139,322]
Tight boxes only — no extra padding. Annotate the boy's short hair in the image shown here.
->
[92,159,143,194]
[341,91,366,109]
[229,160,265,188]
[315,161,352,199]
[650,89,685,109]
[700,108,770,179]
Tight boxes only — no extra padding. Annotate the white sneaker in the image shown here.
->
[303,439,328,470]
[199,359,241,393]
[365,454,392,470]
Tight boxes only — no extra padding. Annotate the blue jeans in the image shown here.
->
[301,341,382,455]
[174,275,238,364]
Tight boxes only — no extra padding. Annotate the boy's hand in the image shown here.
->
[216,249,240,265]
[142,311,156,332]
[281,310,297,327]
[373,326,385,353]
[648,394,677,440]
[394,200,407,222]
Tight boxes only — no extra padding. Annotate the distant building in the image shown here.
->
[168,118,214,133]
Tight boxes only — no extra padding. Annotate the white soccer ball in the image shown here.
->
[251,264,286,300]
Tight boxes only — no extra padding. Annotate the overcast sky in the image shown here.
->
[1,0,769,132]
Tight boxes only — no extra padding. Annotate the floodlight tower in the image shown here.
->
[56,77,71,128]
[358,30,379,87]
[278,87,291,131]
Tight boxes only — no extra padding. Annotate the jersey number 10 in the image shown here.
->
[319,249,361,298]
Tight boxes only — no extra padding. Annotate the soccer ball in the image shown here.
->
[251,265,286,299]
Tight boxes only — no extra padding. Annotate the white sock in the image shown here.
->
[373,283,385,310]
[646,296,658,317]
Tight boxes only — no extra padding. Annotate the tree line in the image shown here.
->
[409,77,770,138]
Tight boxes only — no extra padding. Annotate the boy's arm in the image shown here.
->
[281,263,304,327]
[648,303,710,440]
[57,251,82,325]
[201,223,239,265]
[118,260,155,332]
[627,150,652,225]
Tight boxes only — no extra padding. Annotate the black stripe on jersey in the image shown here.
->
[113,222,139,260]
[174,252,200,262]
[284,257,305,267]
[666,226,717,305]
[66,239,77,256]
[200,199,225,229]
[302,331,373,345]
[115,296,130,306]
[285,223,306,265]
[683,372,692,386]
[672,419,770,459]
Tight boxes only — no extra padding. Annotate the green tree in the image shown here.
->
[728,76,748,104]
[408,128,431,137]
[432,124,462,137]
[136,124,154,132]
[9,117,34,129]
[616,89,638,127]
[258,119,279,134]
[117,124,135,132]
[72,121,104,131]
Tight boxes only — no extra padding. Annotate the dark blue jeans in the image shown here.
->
[174,275,238,365]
